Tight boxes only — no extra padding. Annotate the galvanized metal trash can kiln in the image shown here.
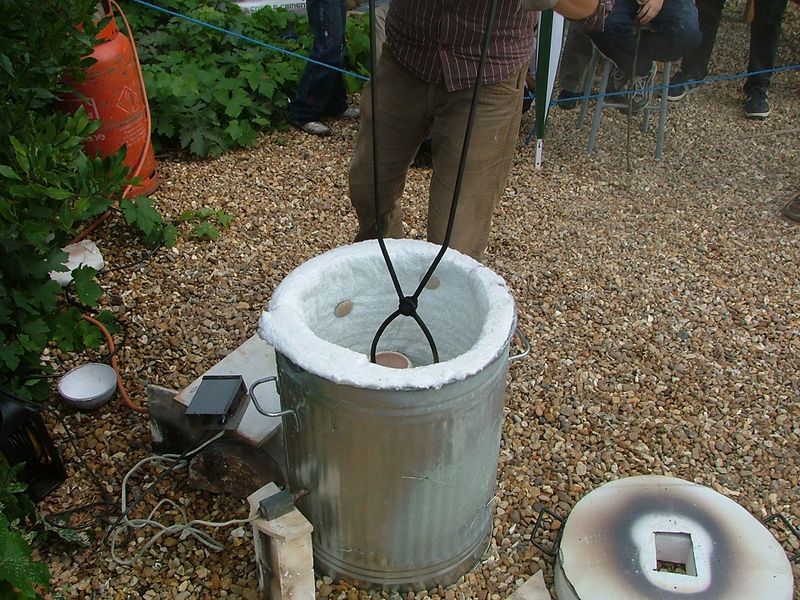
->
[256,239,517,590]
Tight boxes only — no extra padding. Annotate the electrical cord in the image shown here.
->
[107,431,256,566]
[100,241,163,274]
[0,389,115,529]
[43,408,115,530]
[102,434,208,542]
[367,0,500,365]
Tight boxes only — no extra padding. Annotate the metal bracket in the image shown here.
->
[509,326,531,364]
[530,505,564,559]
[248,377,300,432]
[763,513,800,563]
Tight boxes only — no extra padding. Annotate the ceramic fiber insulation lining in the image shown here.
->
[259,239,516,391]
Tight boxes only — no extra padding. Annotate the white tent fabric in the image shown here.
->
[531,10,564,169]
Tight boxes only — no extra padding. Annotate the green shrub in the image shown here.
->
[125,0,371,157]
[0,463,49,600]
[0,0,171,398]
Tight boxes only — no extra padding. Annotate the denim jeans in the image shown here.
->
[678,0,788,91]
[289,0,348,124]
[589,0,701,78]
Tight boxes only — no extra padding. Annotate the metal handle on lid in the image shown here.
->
[249,377,299,432]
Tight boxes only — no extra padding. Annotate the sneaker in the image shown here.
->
[744,87,770,119]
[783,195,800,222]
[667,71,701,101]
[296,120,331,136]
[341,106,360,119]
[627,62,657,113]
[606,66,629,100]
[557,89,581,110]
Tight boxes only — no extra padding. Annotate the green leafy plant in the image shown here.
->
[177,208,234,240]
[125,0,371,156]
[0,463,50,600]
[120,196,178,248]
[344,13,371,92]
[0,0,168,398]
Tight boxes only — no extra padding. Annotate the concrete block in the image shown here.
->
[247,484,315,600]
[147,384,205,454]
[174,334,283,447]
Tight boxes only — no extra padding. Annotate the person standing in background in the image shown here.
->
[555,22,595,109]
[667,0,789,119]
[290,0,360,136]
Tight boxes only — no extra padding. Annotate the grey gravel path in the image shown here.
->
[40,4,798,599]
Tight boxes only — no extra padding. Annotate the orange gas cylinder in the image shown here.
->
[62,1,158,198]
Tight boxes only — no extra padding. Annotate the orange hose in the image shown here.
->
[111,0,152,201]
[70,210,113,245]
[82,314,148,415]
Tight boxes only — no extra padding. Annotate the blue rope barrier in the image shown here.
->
[524,61,799,145]
[544,62,800,106]
[131,0,798,130]
[129,0,369,81]
[131,0,797,104]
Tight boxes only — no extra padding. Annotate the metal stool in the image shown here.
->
[579,48,672,160]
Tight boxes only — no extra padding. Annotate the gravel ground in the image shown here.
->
[37,4,799,599]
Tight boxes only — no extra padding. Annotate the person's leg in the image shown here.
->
[588,0,639,76]
[636,0,701,69]
[558,23,595,93]
[289,0,348,124]
[349,52,433,242]
[677,0,727,79]
[744,0,788,92]
[426,66,527,261]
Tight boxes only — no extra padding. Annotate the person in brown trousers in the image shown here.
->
[348,0,602,260]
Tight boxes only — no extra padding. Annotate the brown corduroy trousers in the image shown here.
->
[349,51,526,261]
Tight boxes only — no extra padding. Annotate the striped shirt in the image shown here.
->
[384,0,537,92]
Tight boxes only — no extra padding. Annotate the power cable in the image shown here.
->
[367,0,501,365]
[107,431,257,567]
[39,423,112,531]
[0,389,115,530]
[101,433,211,544]
[100,241,163,274]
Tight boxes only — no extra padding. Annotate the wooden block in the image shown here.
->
[247,483,315,600]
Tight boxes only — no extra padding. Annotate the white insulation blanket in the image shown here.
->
[259,239,516,390]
